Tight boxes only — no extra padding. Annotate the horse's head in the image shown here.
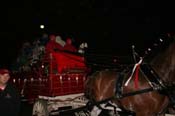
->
[150,36,175,83]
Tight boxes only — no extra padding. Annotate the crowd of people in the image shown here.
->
[11,33,88,72]
[0,32,89,115]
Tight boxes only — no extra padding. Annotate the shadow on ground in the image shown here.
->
[20,101,33,116]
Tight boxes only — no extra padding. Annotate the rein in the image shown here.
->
[118,87,154,99]
[115,56,166,99]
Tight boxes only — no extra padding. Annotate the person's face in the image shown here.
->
[66,39,72,45]
[49,35,56,41]
[0,73,10,85]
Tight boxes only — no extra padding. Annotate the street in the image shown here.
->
[20,101,33,116]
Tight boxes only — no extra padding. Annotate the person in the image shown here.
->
[78,42,88,54]
[45,34,64,53]
[0,69,21,116]
[55,35,65,47]
[63,38,77,52]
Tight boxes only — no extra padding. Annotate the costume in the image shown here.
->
[63,38,77,52]
[45,35,64,53]
[0,83,21,116]
[78,42,88,54]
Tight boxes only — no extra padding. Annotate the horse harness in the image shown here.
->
[115,63,175,106]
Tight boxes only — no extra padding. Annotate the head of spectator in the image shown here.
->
[0,69,10,87]
[49,34,56,42]
[66,38,72,45]
[55,35,65,47]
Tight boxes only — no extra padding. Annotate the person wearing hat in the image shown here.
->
[45,34,64,53]
[63,38,77,52]
[0,69,21,116]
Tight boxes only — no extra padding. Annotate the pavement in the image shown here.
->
[20,101,33,116]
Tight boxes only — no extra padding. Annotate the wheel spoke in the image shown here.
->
[32,100,48,116]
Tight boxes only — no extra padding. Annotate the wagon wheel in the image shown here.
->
[32,99,49,116]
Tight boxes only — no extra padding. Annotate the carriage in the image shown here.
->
[10,50,90,116]
[9,33,175,116]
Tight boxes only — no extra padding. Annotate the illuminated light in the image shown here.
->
[159,38,163,42]
[13,79,16,83]
[148,48,151,51]
[59,75,63,84]
[24,79,27,82]
[83,76,86,81]
[18,78,20,82]
[113,59,117,63]
[76,77,79,81]
[60,75,62,80]
[31,78,34,82]
[40,25,45,29]
[84,42,88,48]
[68,77,70,81]
[132,45,135,49]
[41,65,44,68]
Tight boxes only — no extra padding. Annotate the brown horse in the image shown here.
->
[85,36,175,116]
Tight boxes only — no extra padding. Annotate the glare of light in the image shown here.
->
[148,48,151,51]
[132,45,135,49]
[41,65,44,68]
[159,38,163,42]
[113,59,117,63]
[40,25,44,29]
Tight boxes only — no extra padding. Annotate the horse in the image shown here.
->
[85,35,175,116]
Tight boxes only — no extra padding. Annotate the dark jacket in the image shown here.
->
[0,83,21,116]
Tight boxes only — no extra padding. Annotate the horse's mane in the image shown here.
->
[148,36,175,82]
[143,35,174,63]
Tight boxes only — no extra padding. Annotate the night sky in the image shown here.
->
[0,0,175,68]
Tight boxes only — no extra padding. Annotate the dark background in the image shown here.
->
[0,0,175,68]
